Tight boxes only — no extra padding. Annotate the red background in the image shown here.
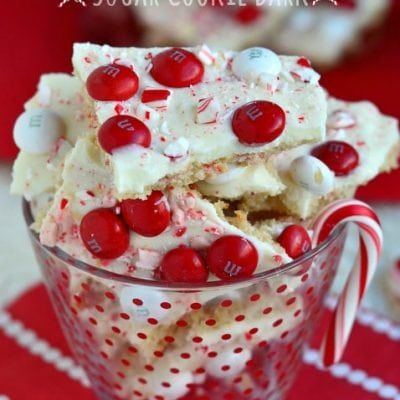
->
[0,0,399,200]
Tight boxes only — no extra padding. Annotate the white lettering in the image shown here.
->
[85,0,312,9]
[248,48,263,60]
[267,0,308,5]
[208,0,225,4]
[302,240,310,253]
[117,119,135,131]
[224,261,242,277]
[137,0,159,4]
[87,238,102,254]
[29,115,43,128]
[102,65,121,78]
[170,50,187,63]
[59,0,86,7]
[246,105,263,121]
[136,308,150,317]
[328,143,345,153]
[313,0,337,6]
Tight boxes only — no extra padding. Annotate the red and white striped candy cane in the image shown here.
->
[311,199,383,366]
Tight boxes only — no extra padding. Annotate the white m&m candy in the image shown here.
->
[149,369,194,400]
[13,109,65,154]
[290,155,334,195]
[206,345,251,379]
[120,286,186,324]
[232,47,282,81]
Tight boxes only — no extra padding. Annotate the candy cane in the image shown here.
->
[311,199,383,366]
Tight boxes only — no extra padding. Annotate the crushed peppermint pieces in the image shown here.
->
[164,137,190,161]
[327,109,357,130]
[196,96,221,124]
[141,87,172,111]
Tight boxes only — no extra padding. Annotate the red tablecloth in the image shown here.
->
[0,1,399,201]
[0,284,399,399]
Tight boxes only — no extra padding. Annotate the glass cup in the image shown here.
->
[24,201,347,400]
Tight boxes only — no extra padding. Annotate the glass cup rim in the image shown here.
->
[23,199,346,290]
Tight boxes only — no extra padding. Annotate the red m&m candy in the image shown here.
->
[297,57,312,68]
[150,48,204,88]
[121,191,171,237]
[86,64,139,101]
[311,141,359,176]
[160,246,209,283]
[80,208,130,259]
[207,235,258,280]
[232,101,286,146]
[277,225,311,259]
[233,3,264,25]
[98,115,151,154]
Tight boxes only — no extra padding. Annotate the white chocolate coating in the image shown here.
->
[72,43,327,198]
[198,163,285,199]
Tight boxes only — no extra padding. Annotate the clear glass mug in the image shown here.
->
[24,201,347,400]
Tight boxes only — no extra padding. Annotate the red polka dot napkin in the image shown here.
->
[0,284,399,399]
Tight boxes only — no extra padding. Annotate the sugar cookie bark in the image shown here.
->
[270,98,400,218]
[205,97,399,218]
[72,43,327,198]
[273,0,390,67]
[39,135,292,278]
[134,1,291,50]
[11,74,95,201]
[133,0,390,67]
